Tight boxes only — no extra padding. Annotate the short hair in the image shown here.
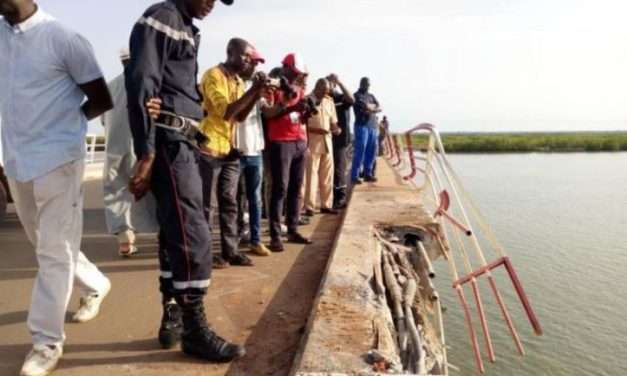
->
[226,37,249,56]
[315,78,329,89]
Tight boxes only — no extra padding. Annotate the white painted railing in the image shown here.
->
[85,133,105,164]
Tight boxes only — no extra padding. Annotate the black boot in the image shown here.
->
[181,302,246,362]
[158,300,183,349]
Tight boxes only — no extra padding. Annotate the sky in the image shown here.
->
[29,0,627,133]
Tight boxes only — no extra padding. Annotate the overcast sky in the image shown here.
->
[30,0,627,132]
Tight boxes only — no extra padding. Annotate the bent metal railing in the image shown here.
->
[384,124,542,374]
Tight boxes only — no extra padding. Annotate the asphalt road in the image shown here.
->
[0,172,341,376]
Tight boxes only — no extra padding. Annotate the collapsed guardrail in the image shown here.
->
[384,124,542,373]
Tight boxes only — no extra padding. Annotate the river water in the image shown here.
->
[424,152,627,375]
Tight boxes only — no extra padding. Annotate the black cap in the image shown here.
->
[221,0,234,5]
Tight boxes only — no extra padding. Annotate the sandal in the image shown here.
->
[118,242,138,257]
[227,254,254,267]
[212,255,230,269]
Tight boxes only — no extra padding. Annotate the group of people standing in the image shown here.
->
[0,0,386,375]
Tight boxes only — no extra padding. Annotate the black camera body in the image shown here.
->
[266,75,297,101]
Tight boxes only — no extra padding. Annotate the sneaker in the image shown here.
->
[159,301,183,349]
[238,230,251,245]
[72,279,111,323]
[20,344,62,376]
[320,208,339,215]
[297,217,310,226]
[280,224,288,235]
[118,242,138,257]
[351,179,363,185]
[287,231,313,245]
[364,175,378,182]
[302,209,315,217]
[250,243,271,256]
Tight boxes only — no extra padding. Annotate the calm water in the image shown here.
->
[425,153,627,375]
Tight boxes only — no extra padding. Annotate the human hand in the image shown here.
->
[331,125,342,135]
[129,154,155,200]
[327,73,340,85]
[146,97,162,119]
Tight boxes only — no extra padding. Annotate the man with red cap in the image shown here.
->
[262,53,314,252]
[234,46,273,257]
[198,37,270,268]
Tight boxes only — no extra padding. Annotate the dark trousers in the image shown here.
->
[332,143,348,205]
[268,140,308,239]
[199,154,240,259]
[151,141,212,304]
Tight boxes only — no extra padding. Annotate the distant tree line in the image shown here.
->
[406,132,627,153]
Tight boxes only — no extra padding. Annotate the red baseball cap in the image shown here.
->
[251,47,265,63]
[282,53,306,74]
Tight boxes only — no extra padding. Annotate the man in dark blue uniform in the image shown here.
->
[125,0,245,362]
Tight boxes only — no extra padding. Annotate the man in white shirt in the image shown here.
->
[101,49,158,257]
[0,1,113,375]
[235,47,272,256]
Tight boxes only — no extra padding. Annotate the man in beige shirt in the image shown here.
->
[303,78,341,216]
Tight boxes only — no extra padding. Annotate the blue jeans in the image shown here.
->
[239,155,263,244]
[351,125,378,180]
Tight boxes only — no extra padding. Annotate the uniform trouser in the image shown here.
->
[237,155,263,245]
[199,154,240,259]
[332,144,348,205]
[268,140,308,239]
[9,159,109,347]
[152,142,212,304]
[304,151,334,211]
[351,125,379,180]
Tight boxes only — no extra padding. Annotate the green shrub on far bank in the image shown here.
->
[407,132,627,153]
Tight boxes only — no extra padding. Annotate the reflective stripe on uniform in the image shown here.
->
[173,279,211,289]
[138,16,196,47]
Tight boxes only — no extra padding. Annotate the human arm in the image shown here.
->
[328,74,355,105]
[78,78,113,120]
[124,11,174,198]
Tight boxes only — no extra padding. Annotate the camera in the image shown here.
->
[304,96,320,116]
[265,75,297,100]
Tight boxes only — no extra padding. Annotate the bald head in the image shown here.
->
[313,78,329,100]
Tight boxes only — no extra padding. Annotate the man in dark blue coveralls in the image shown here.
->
[125,0,245,362]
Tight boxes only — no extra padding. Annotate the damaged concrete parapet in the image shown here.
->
[291,159,446,376]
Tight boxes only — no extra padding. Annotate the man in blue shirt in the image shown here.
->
[125,0,245,363]
[351,77,383,184]
[0,1,113,375]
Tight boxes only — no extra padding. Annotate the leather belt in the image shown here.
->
[154,111,208,145]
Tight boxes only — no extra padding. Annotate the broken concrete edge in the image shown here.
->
[288,193,349,376]
[289,158,446,375]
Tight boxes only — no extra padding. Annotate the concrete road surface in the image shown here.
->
[0,167,341,376]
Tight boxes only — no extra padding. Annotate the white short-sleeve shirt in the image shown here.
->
[0,7,103,182]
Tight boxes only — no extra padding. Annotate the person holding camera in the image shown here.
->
[198,38,270,268]
[234,46,273,257]
[303,78,341,217]
[262,53,314,252]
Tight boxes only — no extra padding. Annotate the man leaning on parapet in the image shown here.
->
[1,1,114,375]
[125,0,245,364]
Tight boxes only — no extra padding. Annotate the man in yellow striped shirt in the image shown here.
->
[198,38,268,268]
